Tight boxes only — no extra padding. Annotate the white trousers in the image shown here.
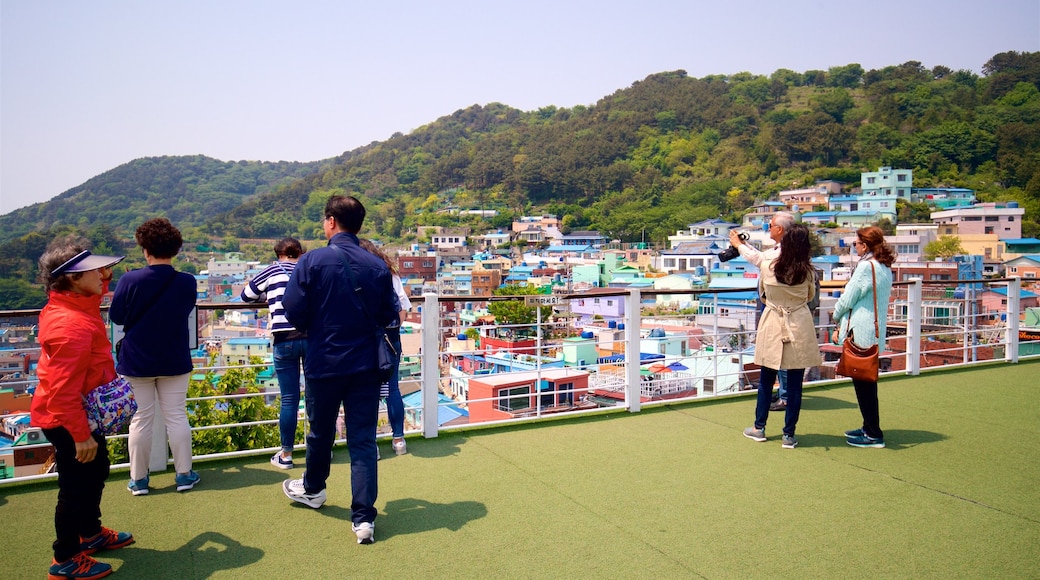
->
[125,373,193,480]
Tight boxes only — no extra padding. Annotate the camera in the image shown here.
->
[718,231,749,262]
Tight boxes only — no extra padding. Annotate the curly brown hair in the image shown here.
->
[135,218,183,259]
[857,226,896,267]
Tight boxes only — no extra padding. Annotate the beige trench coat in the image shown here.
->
[753,258,823,370]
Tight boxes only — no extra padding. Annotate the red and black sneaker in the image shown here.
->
[80,527,134,555]
[48,552,112,579]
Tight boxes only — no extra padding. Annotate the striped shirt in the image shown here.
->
[241,260,299,335]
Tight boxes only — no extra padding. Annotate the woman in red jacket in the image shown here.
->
[31,237,133,580]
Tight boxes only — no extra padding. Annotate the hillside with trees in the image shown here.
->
[215,51,1040,245]
[1,51,1038,309]
[0,155,333,244]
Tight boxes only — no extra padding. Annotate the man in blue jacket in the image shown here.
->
[281,195,399,545]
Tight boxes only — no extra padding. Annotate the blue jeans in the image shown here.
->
[385,328,405,438]
[755,367,804,436]
[303,371,380,524]
[273,338,307,454]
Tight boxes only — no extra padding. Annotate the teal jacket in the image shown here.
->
[833,258,893,350]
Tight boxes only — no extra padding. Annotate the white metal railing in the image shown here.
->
[2,277,1038,484]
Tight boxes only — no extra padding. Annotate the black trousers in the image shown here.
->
[851,378,883,439]
[42,427,109,562]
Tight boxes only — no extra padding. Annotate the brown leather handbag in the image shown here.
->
[836,262,880,382]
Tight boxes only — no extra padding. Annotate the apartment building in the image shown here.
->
[931,202,1025,239]
[862,166,913,200]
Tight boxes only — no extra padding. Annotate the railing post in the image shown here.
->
[712,293,720,395]
[625,288,641,413]
[1006,278,1020,363]
[906,279,922,376]
[421,293,440,439]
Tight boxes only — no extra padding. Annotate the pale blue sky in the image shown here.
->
[2,0,1038,214]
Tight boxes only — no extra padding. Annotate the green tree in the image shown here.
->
[896,199,933,223]
[487,284,548,327]
[827,64,864,88]
[812,88,855,123]
[877,218,896,235]
[186,358,281,454]
[0,278,46,309]
[924,235,966,260]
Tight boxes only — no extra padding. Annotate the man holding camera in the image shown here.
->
[729,212,795,410]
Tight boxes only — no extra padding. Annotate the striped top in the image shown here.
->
[241,260,299,335]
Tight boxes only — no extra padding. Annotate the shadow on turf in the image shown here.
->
[394,435,463,459]
[117,462,288,495]
[286,496,488,541]
[378,498,488,540]
[800,429,947,450]
[802,394,859,411]
[873,429,948,450]
[109,531,263,578]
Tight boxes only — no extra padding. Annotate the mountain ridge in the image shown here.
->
[1,52,1037,250]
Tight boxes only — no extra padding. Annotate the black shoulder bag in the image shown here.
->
[116,270,177,358]
[331,245,398,382]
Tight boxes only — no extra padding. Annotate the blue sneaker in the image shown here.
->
[80,527,134,554]
[48,552,112,579]
[847,434,885,448]
[127,476,149,496]
[844,428,865,438]
[175,470,201,491]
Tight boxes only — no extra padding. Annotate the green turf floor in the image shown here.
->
[3,359,1039,578]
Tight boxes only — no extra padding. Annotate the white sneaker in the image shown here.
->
[282,478,326,509]
[392,438,407,455]
[270,452,293,470]
[352,521,375,544]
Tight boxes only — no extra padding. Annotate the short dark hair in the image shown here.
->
[39,235,88,292]
[325,195,366,233]
[274,237,303,259]
[135,218,183,259]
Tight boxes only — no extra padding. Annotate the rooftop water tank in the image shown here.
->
[617,323,625,330]
[608,320,617,328]
[580,331,595,339]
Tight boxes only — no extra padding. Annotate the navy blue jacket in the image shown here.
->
[109,265,196,377]
[283,233,398,379]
